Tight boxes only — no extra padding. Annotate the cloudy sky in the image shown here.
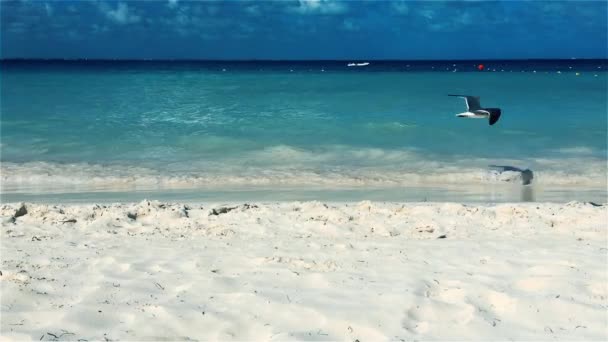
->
[1,0,607,60]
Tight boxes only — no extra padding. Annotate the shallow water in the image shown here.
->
[1,60,606,202]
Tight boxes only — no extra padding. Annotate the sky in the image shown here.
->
[1,0,607,60]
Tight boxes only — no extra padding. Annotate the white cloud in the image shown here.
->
[289,0,347,15]
[391,1,409,15]
[206,5,219,16]
[245,5,260,16]
[99,2,140,24]
[419,8,435,20]
[44,2,53,16]
[456,11,472,25]
[168,0,178,10]
[342,19,359,31]
[92,24,109,34]
[67,30,83,40]
[7,22,27,34]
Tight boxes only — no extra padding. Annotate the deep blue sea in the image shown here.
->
[1,60,606,202]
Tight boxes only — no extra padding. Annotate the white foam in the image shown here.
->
[2,144,605,194]
[553,146,596,155]
[1,155,605,194]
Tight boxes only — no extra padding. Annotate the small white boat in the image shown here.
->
[347,62,370,67]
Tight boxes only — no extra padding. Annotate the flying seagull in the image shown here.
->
[449,95,502,125]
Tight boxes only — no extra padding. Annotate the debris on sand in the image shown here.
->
[14,203,28,218]
[209,206,238,216]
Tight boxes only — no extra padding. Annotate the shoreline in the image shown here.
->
[2,200,607,340]
[2,184,606,205]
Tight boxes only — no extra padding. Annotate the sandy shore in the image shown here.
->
[1,200,607,341]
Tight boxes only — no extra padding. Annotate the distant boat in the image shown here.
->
[347,62,370,67]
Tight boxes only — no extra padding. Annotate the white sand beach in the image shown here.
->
[1,200,607,341]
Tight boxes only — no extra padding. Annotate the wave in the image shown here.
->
[1,146,606,194]
[552,146,597,155]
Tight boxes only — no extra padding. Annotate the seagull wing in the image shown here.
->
[448,95,482,111]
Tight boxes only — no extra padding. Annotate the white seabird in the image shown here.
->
[448,94,502,126]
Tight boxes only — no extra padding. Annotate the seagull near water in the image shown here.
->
[449,95,502,125]
[489,165,534,185]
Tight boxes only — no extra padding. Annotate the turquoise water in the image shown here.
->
[1,61,607,202]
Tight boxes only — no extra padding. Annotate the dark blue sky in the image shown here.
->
[1,0,607,60]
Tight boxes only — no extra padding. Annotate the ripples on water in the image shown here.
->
[1,60,606,201]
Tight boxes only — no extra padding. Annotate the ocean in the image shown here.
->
[1,60,606,202]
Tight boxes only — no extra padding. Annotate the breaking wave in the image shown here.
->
[1,145,605,194]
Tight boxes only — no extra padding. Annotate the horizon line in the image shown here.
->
[2,58,607,62]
